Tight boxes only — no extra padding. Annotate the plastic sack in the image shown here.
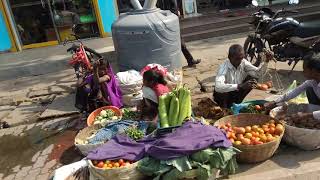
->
[122,91,143,107]
[116,70,142,86]
[231,100,268,115]
[88,160,144,180]
[53,159,88,180]
[287,80,309,104]
[231,103,251,115]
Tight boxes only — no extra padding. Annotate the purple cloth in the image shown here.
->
[87,121,231,161]
[84,64,123,108]
[105,64,123,108]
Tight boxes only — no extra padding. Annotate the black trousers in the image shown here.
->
[306,87,320,105]
[213,77,254,108]
[181,38,195,65]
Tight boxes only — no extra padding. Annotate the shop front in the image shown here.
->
[0,0,118,52]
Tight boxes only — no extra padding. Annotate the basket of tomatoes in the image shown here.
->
[88,159,145,180]
[215,114,285,163]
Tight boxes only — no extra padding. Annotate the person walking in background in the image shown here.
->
[157,0,201,67]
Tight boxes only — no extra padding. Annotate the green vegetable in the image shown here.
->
[239,104,264,114]
[125,126,145,140]
[137,147,239,180]
[122,108,139,119]
[158,86,192,127]
[177,88,191,125]
[159,95,170,128]
[168,95,179,126]
[164,93,173,114]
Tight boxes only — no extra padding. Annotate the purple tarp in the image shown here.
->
[87,121,231,161]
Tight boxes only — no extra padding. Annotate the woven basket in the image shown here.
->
[75,125,105,156]
[214,114,284,163]
[88,160,145,180]
[270,103,320,150]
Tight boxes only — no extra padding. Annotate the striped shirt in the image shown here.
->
[215,59,267,93]
[275,80,320,119]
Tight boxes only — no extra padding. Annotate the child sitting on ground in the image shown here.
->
[138,68,171,122]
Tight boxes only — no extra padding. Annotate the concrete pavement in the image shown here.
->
[0,37,114,82]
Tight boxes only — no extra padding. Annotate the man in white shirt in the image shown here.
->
[265,53,320,120]
[213,44,268,108]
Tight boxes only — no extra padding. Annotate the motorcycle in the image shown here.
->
[244,0,320,70]
[64,25,103,79]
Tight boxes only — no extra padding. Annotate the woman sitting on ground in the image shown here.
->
[75,60,123,113]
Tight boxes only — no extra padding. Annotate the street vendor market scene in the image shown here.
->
[1,0,320,179]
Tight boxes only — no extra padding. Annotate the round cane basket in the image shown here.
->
[270,103,320,150]
[75,124,105,156]
[214,114,285,163]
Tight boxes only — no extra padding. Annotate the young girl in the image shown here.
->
[139,68,171,122]
[265,53,320,120]
[142,69,170,97]
[75,60,123,113]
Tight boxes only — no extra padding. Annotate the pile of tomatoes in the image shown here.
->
[256,81,273,91]
[218,120,284,146]
[92,159,134,169]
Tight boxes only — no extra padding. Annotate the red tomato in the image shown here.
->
[118,159,124,164]
[120,162,126,167]
[97,161,104,168]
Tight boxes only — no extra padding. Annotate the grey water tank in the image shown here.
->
[112,8,182,72]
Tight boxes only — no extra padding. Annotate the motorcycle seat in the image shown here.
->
[294,21,320,38]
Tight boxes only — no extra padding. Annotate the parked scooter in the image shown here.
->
[244,0,320,70]
[64,25,103,79]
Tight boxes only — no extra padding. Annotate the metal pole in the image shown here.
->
[47,0,61,43]
[130,0,143,9]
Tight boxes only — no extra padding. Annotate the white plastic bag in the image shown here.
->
[53,159,88,180]
[116,70,142,86]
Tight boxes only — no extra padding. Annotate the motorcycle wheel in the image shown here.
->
[244,35,264,66]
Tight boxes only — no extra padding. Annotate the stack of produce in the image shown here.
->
[93,109,120,126]
[239,104,265,114]
[91,159,134,169]
[137,147,239,180]
[256,81,272,91]
[271,103,320,150]
[89,158,144,180]
[125,126,145,141]
[284,116,320,129]
[218,120,284,145]
[158,86,192,128]
[193,98,232,120]
[121,108,139,119]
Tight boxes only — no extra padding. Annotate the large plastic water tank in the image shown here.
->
[112,8,182,72]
